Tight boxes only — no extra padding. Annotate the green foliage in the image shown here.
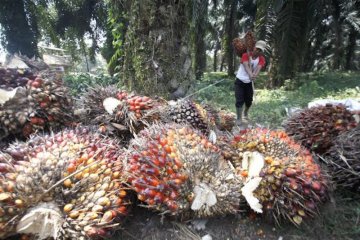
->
[0,0,39,57]
[107,0,129,74]
[63,72,119,95]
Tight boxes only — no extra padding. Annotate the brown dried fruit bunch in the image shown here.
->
[322,125,360,192]
[283,104,358,154]
[214,109,236,132]
[163,99,217,135]
[232,31,256,57]
[0,127,129,240]
[223,128,328,225]
[0,67,74,140]
[244,31,256,50]
[127,123,241,219]
[77,85,161,136]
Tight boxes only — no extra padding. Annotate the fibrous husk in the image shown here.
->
[77,85,163,137]
[127,123,241,219]
[0,67,74,140]
[161,99,217,135]
[0,127,130,239]
[283,104,358,154]
[322,125,360,192]
[220,128,328,225]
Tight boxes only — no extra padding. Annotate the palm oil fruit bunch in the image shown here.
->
[214,109,236,132]
[244,31,256,50]
[283,104,358,154]
[232,31,256,57]
[164,99,216,135]
[322,125,360,192]
[0,67,74,140]
[227,128,328,225]
[78,85,161,135]
[127,123,241,219]
[0,127,130,240]
[0,68,35,89]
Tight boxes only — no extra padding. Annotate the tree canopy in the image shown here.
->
[0,0,359,91]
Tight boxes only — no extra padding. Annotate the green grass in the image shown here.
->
[63,72,119,95]
[195,71,360,128]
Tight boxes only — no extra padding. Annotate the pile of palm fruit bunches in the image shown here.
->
[2,66,360,239]
[283,104,360,193]
[0,68,74,141]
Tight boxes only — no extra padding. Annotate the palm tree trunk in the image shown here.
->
[122,0,193,98]
[345,26,357,70]
[224,0,237,77]
[331,0,342,70]
[194,0,208,80]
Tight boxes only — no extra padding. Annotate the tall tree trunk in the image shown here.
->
[331,0,342,70]
[193,0,208,80]
[0,0,39,57]
[269,0,307,88]
[213,41,220,72]
[220,55,226,72]
[224,0,236,77]
[122,0,193,99]
[345,25,357,70]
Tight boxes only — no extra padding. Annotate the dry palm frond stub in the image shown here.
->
[0,67,74,140]
[221,128,328,226]
[322,125,360,192]
[77,85,162,136]
[283,104,358,154]
[162,99,217,135]
[0,127,130,240]
[127,123,241,219]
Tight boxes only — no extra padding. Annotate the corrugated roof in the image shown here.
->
[43,54,72,66]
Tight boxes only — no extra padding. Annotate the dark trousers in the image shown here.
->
[234,79,253,108]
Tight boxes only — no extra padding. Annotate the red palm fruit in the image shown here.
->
[127,123,242,219]
[1,68,74,140]
[224,128,328,226]
[0,126,130,239]
[77,85,163,136]
[283,104,357,154]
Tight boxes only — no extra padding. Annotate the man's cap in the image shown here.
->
[255,40,267,52]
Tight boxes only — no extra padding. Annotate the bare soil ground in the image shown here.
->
[110,198,358,240]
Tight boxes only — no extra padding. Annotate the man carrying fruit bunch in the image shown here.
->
[234,40,267,125]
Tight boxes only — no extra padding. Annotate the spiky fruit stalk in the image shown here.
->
[163,100,217,135]
[0,68,74,140]
[0,127,129,239]
[222,128,328,225]
[322,125,360,192]
[283,104,358,154]
[77,85,162,136]
[127,123,241,219]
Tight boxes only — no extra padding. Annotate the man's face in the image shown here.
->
[253,48,263,58]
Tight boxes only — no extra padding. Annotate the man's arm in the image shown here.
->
[243,61,254,79]
[252,65,262,78]
[241,53,253,79]
[252,56,266,79]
